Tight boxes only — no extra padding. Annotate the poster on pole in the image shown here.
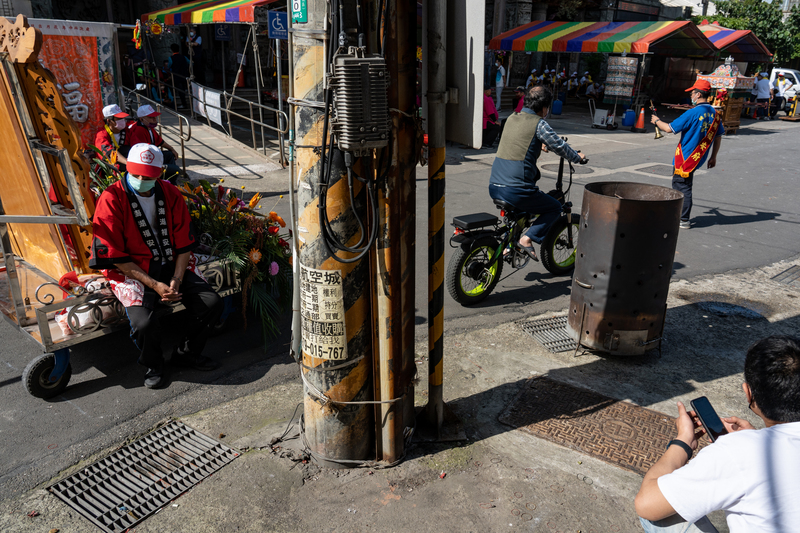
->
[205,88,222,126]
[29,19,120,148]
[604,56,638,100]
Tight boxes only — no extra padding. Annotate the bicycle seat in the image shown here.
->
[493,199,517,212]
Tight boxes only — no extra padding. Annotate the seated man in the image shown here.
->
[482,86,501,148]
[635,335,800,532]
[90,144,223,389]
[125,104,181,182]
[94,104,132,172]
[586,81,602,101]
[488,86,584,261]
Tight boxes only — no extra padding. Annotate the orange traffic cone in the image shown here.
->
[631,106,647,133]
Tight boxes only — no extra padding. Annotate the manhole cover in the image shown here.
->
[518,315,577,353]
[49,421,239,532]
[636,165,674,176]
[695,301,764,319]
[772,265,800,288]
[540,163,593,175]
[499,377,707,475]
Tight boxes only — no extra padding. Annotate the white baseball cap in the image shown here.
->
[136,104,161,118]
[572,71,577,76]
[127,143,163,178]
[544,69,550,73]
[584,71,589,75]
[531,69,537,73]
[102,104,129,119]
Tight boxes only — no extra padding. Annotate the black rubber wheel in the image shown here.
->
[446,236,503,305]
[23,353,72,399]
[541,215,581,276]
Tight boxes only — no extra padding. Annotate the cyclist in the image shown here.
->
[489,85,584,261]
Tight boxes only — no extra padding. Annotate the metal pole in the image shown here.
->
[425,0,446,435]
[293,0,374,467]
[222,41,227,90]
[253,24,266,155]
[276,38,286,167]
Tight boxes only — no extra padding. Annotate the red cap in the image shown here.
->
[685,79,712,92]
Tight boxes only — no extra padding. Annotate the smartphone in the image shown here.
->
[690,396,729,442]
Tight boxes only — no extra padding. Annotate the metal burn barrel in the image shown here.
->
[567,182,683,355]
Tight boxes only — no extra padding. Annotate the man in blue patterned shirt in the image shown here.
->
[489,86,584,261]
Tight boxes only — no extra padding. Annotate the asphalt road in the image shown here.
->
[1,106,798,505]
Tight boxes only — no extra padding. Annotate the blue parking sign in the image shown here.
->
[215,24,231,41]
[268,11,288,40]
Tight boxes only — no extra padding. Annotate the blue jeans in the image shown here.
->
[671,172,694,221]
[489,185,562,244]
[639,515,719,533]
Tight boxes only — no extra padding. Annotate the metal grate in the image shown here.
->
[518,315,577,353]
[636,164,674,176]
[772,265,800,288]
[49,421,239,532]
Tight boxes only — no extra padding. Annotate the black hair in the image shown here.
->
[744,335,800,423]
[495,57,503,66]
[170,43,180,53]
[694,88,710,99]
[525,86,552,114]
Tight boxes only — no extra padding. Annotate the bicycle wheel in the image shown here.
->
[541,215,580,276]
[446,236,504,305]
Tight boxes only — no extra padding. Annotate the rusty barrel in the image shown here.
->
[567,182,683,355]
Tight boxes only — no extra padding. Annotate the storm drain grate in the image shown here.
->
[518,315,577,353]
[48,420,239,532]
[500,377,708,475]
[772,265,800,288]
[636,164,674,176]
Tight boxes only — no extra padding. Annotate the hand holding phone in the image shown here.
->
[690,396,729,442]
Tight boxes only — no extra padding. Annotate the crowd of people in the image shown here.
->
[750,71,795,120]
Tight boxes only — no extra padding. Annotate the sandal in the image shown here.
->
[518,244,539,262]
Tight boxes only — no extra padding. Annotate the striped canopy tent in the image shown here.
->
[697,23,772,62]
[143,0,279,25]
[488,20,717,57]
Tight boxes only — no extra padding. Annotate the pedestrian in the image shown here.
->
[494,57,506,111]
[168,43,190,109]
[568,72,579,97]
[125,105,182,183]
[482,87,501,148]
[755,72,773,120]
[186,26,205,85]
[635,334,800,532]
[89,144,223,389]
[651,79,724,229]
[773,72,793,116]
[526,69,538,89]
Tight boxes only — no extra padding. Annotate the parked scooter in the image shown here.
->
[446,143,587,305]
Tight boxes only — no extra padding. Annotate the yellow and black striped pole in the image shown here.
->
[425,0,446,434]
[292,0,374,467]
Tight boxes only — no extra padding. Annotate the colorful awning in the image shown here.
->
[697,23,772,62]
[143,0,279,25]
[488,20,717,57]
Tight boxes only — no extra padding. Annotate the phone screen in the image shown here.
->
[691,396,728,442]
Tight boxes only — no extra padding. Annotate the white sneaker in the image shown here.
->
[679,220,691,229]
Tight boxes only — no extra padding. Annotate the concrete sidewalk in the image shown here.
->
[5,251,800,532]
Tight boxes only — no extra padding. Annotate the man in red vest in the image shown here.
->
[651,79,724,229]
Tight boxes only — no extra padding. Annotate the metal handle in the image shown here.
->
[575,280,594,290]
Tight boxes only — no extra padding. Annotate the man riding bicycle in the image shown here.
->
[488,86,584,261]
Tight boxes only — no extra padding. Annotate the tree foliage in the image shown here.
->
[693,0,798,63]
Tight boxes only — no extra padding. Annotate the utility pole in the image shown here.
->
[425,0,446,435]
[374,0,417,462]
[292,0,374,467]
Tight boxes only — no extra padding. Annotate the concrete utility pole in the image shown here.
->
[374,0,417,462]
[292,0,374,467]
[425,0,446,435]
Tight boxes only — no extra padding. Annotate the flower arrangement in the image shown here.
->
[181,181,292,346]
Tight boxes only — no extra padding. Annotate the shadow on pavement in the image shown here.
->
[691,208,781,229]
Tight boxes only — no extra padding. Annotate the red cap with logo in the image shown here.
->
[685,79,712,92]
[127,143,163,178]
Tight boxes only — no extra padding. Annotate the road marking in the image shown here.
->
[60,396,88,416]
[569,134,639,145]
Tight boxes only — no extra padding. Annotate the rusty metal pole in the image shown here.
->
[373,0,416,462]
[425,0,446,434]
[293,0,374,467]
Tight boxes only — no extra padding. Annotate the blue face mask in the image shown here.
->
[128,174,157,193]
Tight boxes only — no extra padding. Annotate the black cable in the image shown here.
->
[356,0,365,48]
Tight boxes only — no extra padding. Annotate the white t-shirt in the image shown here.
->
[495,65,506,87]
[658,421,800,532]
[756,78,772,99]
[775,79,793,97]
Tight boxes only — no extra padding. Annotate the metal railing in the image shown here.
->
[132,62,288,166]
[118,86,192,177]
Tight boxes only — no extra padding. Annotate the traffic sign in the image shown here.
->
[215,24,231,41]
[268,11,288,40]
[291,0,307,23]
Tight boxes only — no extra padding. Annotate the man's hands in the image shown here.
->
[721,416,755,433]
[155,281,182,302]
[707,156,717,169]
[650,114,659,125]
[675,401,705,450]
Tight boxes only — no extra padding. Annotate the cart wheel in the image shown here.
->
[23,353,72,399]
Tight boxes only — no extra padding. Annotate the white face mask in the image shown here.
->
[190,31,195,37]
[115,118,127,130]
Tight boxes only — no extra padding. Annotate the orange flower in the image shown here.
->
[248,193,262,209]
[181,183,193,193]
[193,185,203,195]
[268,211,278,222]
[248,248,262,264]
[277,215,286,228]
[226,197,238,213]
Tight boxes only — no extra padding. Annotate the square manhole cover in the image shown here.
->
[500,377,707,475]
[49,421,239,532]
[772,265,800,288]
[636,165,674,176]
[518,315,577,353]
